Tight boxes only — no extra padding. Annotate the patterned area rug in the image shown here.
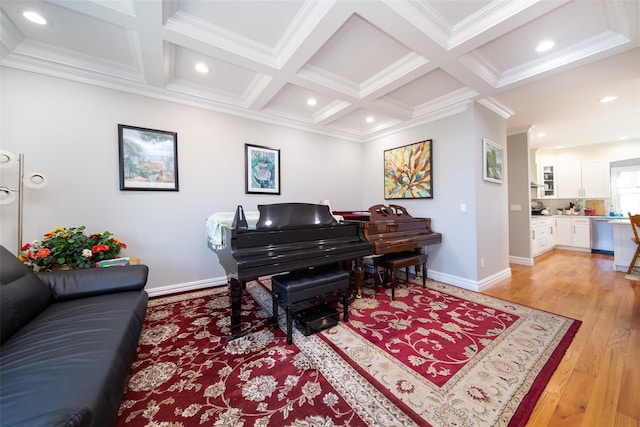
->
[117,277,580,426]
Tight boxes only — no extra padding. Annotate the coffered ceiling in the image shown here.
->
[1,0,638,149]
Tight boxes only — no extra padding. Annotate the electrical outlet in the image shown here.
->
[480,258,485,268]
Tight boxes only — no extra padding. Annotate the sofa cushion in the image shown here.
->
[0,290,148,427]
[37,264,149,301]
[16,407,92,427]
[0,245,53,344]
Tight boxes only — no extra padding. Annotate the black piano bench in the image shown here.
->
[373,251,428,300]
[271,264,350,345]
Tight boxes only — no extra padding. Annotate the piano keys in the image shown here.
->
[209,203,373,340]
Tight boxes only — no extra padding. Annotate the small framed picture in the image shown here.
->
[118,124,179,191]
[245,143,280,194]
[483,138,504,184]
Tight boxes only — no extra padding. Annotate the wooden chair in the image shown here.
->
[627,212,640,276]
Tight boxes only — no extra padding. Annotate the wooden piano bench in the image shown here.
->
[373,251,428,299]
[271,264,350,345]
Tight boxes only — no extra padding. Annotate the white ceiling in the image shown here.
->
[1,0,638,150]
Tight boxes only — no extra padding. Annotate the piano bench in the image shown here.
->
[271,265,350,344]
[373,251,428,299]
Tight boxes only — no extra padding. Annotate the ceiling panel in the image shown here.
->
[474,1,611,72]
[304,15,411,86]
[176,0,303,49]
[384,69,467,109]
[171,45,261,98]
[1,0,638,149]
[2,0,135,66]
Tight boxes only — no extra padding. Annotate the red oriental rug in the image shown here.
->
[117,277,580,427]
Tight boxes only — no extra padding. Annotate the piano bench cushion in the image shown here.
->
[272,265,350,304]
[374,251,427,270]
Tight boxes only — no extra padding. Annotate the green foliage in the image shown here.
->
[19,226,127,271]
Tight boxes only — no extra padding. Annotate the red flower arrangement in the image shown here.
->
[19,226,127,271]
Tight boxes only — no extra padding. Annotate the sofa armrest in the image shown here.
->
[37,265,149,301]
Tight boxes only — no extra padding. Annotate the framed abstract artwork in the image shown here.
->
[245,143,280,194]
[384,139,433,199]
[483,138,504,184]
[118,124,179,191]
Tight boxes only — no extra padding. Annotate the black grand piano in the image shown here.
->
[211,203,373,340]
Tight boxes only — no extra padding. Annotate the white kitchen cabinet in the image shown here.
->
[581,160,611,198]
[531,217,556,257]
[538,165,556,198]
[556,160,610,199]
[555,217,591,250]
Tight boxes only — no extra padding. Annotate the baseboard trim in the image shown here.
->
[428,267,511,292]
[510,255,533,266]
[146,276,227,298]
[147,268,513,298]
[554,245,591,253]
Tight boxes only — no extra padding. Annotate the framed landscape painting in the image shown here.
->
[384,139,433,199]
[483,138,504,184]
[118,124,179,191]
[245,143,280,194]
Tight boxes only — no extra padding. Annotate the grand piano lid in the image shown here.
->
[256,203,338,229]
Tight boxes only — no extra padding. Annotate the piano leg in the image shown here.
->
[227,278,244,341]
[354,257,365,298]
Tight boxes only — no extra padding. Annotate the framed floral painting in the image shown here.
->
[384,139,433,199]
[245,143,280,194]
[118,124,179,191]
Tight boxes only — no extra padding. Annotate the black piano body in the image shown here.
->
[212,203,373,340]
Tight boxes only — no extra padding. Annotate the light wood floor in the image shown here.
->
[483,249,639,427]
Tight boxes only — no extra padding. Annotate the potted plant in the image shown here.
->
[19,226,127,271]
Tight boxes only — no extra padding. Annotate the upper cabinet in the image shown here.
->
[581,160,611,198]
[556,160,610,199]
[539,165,556,198]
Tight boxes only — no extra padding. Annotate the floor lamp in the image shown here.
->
[0,150,48,253]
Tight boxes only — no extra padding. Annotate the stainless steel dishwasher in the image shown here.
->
[591,217,614,254]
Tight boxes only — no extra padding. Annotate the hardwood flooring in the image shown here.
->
[483,249,640,427]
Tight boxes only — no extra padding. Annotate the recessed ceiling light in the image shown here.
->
[599,96,617,103]
[23,11,47,25]
[536,39,555,52]
[366,116,374,123]
[307,98,317,106]
[195,63,209,73]
[618,136,628,140]
[537,133,546,138]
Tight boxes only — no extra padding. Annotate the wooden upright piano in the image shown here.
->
[337,204,442,295]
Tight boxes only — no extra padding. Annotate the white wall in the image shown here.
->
[1,68,511,293]
[508,132,533,261]
[361,103,510,289]
[0,68,364,290]
[473,104,510,286]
